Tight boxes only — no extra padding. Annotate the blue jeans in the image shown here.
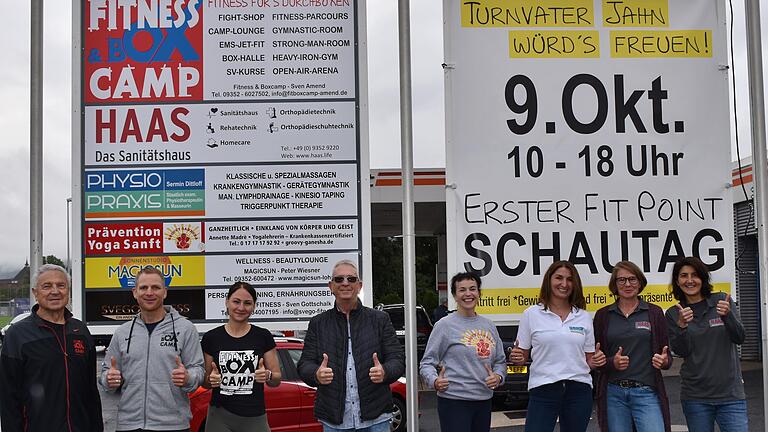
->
[437,397,492,432]
[321,419,390,432]
[681,399,748,432]
[606,383,664,432]
[525,380,593,432]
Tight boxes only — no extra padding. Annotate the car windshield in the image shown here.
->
[384,308,430,330]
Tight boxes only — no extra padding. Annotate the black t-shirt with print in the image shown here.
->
[201,325,276,417]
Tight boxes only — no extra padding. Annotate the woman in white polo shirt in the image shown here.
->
[509,261,606,432]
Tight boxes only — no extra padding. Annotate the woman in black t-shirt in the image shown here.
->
[201,282,282,432]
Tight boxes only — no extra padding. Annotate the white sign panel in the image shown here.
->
[77,0,368,324]
[84,101,357,165]
[444,0,734,322]
[205,287,335,320]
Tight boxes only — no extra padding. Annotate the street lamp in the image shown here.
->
[66,197,72,272]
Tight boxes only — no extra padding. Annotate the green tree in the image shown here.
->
[43,255,66,268]
[371,236,438,310]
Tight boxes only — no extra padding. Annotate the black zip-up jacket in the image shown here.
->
[0,305,103,432]
[297,300,404,425]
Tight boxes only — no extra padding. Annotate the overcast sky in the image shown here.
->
[0,1,763,273]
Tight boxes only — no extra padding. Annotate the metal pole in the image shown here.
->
[30,0,44,293]
[397,0,418,430]
[66,198,72,272]
[742,1,768,429]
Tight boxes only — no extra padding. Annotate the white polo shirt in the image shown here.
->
[517,304,595,390]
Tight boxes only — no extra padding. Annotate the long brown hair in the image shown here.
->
[538,261,586,310]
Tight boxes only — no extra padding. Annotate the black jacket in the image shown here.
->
[0,305,103,432]
[298,300,404,425]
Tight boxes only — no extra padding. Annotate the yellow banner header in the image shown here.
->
[476,282,731,314]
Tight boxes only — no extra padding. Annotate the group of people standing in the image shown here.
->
[420,257,748,432]
[0,260,404,432]
[0,256,748,432]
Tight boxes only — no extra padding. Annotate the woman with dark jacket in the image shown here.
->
[665,256,747,431]
[593,261,672,432]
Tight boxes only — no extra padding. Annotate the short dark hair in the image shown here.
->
[135,266,165,287]
[538,261,586,310]
[608,261,647,296]
[227,281,257,302]
[670,256,712,302]
[450,272,482,296]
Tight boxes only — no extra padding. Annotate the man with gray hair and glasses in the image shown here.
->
[298,259,404,432]
[0,264,103,432]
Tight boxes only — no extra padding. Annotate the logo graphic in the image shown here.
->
[83,0,204,103]
[219,350,259,395]
[85,255,205,289]
[461,329,496,359]
[568,326,586,335]
[160,331,179,348]
[635,321,651,331]
[73,339,86,355]
[709,317,724,327]
[164,223,203,251]
[84,168,205,218]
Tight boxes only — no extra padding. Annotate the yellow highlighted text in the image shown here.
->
[509,30,599,58]
[461,0,594,27]
[603,0,669,27]
[611,30,712,58]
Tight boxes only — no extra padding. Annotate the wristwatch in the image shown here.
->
[265,369,273,382]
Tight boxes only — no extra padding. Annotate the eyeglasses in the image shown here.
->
[332,276,359,283]
[37,283,68,292]
[616,276,639,285]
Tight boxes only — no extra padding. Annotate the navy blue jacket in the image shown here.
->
[297,300,404,425]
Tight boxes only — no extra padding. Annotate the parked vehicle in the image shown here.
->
[494,329,530,407]
[0,312,30,344]
[189,337,408,432]
[374,303,433,361]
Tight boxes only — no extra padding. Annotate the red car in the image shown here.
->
[189,337,408,432]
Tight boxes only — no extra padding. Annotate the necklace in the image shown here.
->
[618,300,639,318]
[225,323,250,337]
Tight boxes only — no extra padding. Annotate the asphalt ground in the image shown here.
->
[417,361,764,432]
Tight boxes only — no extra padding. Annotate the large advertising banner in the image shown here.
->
[444,0,734,323]
[78,0,366,325]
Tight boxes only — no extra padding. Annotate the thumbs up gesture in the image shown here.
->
[716,293,731,317]
[209,362,222,388]
[106,357,122,389]
[369,353,386,384]
[172,356,189,387]
[253,357,272,384]
[254,358,270,384]
[508,340,525,365]
[483,363,501,389]
[434,364,449,392]
[675,303,694,329]
[613,347,630,371]
[316,353,334,385]
[652,346,669,370]
[590,342,607,368]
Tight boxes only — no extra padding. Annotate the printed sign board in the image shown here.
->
[444,0,734,323]
[74,0,369,327]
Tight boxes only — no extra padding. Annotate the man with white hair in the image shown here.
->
[0,264,103,432]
